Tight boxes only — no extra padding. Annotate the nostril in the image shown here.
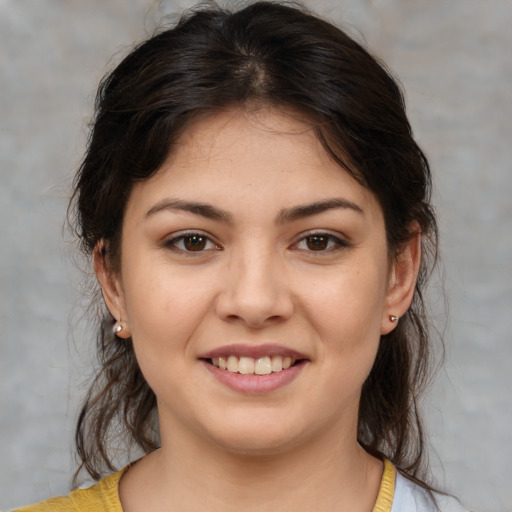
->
[214,279,294,327]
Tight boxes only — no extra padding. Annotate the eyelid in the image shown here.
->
[291,230,350,252]
[163,230,222,253]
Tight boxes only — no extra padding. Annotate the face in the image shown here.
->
[98,108,417,457]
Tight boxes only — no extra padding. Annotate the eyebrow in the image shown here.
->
[145,197,364,224]
[277,198,364,224]
[146,199,233,223]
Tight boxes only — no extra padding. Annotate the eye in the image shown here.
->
[165,232,220,253]
[294,232,348,253]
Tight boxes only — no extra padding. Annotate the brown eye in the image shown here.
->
[305,235,330,251]
[166,232,218,253]
[183,235,207,251]
[294,232,348,253]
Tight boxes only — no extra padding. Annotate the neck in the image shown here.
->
[120,414,383,512]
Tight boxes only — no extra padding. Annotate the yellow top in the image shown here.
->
[373,458,396,512]
[14,458,396,512]
[13,468,127,512]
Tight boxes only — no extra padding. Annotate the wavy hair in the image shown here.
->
[70,1,440,491]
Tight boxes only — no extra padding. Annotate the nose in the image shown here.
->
[215,245,294,328]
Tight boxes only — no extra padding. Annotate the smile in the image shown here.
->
[201,344,309,393]
[210,355,296,375]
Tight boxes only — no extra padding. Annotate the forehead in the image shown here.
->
[126,107,383,224]
[169,107,326,167]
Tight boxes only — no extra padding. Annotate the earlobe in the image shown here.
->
[93,241,128,328]
[113,319,131,339]
[381,225,422,335]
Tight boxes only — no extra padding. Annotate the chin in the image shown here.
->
[201,412,310,457]
[213,431,301,458]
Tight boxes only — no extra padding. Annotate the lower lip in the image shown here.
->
[203,360,307,394]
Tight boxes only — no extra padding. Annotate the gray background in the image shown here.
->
[1,1,511,510]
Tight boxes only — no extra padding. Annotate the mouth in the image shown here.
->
[199,344,309,376]
[200,345,308,394]
[206,355,303,375]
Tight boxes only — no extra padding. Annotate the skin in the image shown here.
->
[96,107,421,512]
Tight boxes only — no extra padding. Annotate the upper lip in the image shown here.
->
[199,343,309,361]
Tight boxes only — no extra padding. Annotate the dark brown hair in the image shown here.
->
[71,0,439,491]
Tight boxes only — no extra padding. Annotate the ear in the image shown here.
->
[381,223,422,335]
[93,241,128,332]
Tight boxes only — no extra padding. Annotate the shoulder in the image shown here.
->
[392,471,469,512]
[11,469,125,512]
[12,494,77,512]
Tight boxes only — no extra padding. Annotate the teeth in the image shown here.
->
[227,355,238,373]
[255,356,272,375]
[238,356,255,374]
[271,355,283,372]
[210,355,297,374]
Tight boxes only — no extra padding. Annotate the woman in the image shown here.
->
[16,2,468,511]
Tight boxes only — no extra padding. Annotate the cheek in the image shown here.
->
[301,263,388,345]
[122,263,214,358]
[302,267,386,414]
[122,272,215,405]
[301,262,387,387]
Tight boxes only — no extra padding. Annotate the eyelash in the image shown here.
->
[164,231,221,254]
[164,230,349,255]
[293,231,349,254]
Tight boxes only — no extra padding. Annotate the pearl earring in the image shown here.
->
[113,320,131,338]
[389,315,399,323]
